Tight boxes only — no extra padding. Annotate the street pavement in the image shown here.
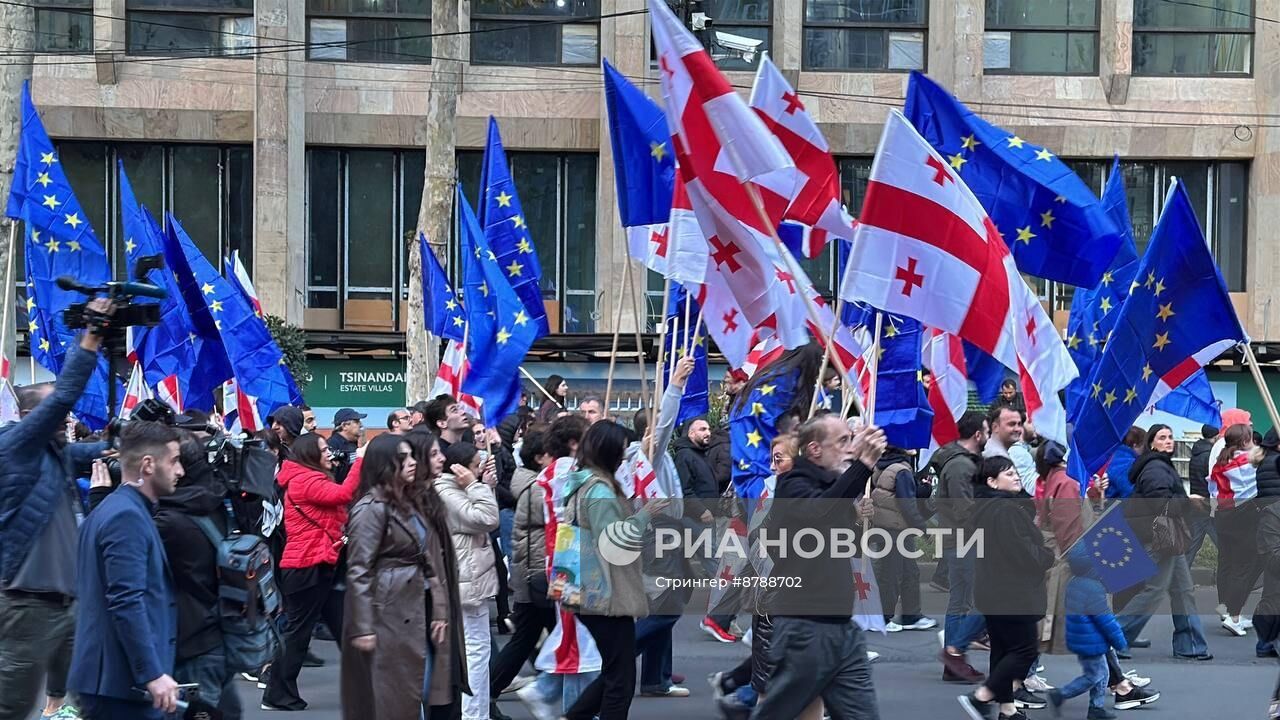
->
[243,588,1277,719]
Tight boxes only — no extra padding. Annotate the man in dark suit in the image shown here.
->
[70,420,185,719]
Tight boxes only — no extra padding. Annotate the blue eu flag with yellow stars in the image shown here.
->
[162,213,301,420]
[420,232,465,343]
[1066,159,1219,428]
[119,162,206,409]
[602,58,675,227]
[843,303,934,450]
[730,363,801,502]
[904,72,1122,288]
[1070,505,1157,593]
[459,186,538,426]
[6,81,113,428]
[664,283,709,427]
[479,118,549,338]
[1068,180,1246,483]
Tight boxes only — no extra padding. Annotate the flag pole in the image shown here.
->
[807,297,842,420]
[1243,342,1280,433]
[0,222,16,378]
[681,285,694,358]
[623,258,652,430]
[652,277,673,419]
[603,259,632,416]
[519,365,560,405]
[864,312,883,426]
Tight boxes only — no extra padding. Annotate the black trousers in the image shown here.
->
[262,565,345,710]
[1216,504,1264,616]
[563,615,636,720]
[984,616,1040,705]
[873,532,922,622]
[492,534,511,622]
[489,601,557,695]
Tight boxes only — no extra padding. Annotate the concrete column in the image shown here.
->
[1250,0,1280,340]
[776,0,802,72]
[253,0,306,323]
[1099,0,1134,105]
[928,0,983,100]
[94,0,124,84]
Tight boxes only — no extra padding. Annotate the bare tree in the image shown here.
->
[0,4,34,377]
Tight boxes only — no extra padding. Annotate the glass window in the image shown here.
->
[225,146,254,275]
[471,0,600,66]
[126,1,255,56]
[346,151,396,290]
[510,154,559,297]
[171,145,222,262]
[306,0,431,63]
[34,2,92,53]
[984,0,1098,75]
[400,150,425,286]
[1215,162,1248,291]
[56,142,108,253]
[563,154,597,332]
[803,0,926,71]
[307,149,341,308]
[1133,0,1253,75]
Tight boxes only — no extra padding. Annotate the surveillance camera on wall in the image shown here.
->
[715,30,763,63]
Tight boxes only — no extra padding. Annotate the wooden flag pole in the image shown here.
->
[864,312,884,427]
[807,296,844,420]
[681,286,695,359]
[518,366,560,405]
[623,259,652,430]
[1243,342,1280,434]
[603,259,633,415]
[652,277,673,420]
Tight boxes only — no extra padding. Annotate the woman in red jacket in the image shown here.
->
[262,433,363,711]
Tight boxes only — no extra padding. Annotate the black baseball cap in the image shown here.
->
[333,408,367,426]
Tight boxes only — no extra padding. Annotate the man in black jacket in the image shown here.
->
[672,417,736,642]
[1185,423,1220,569]
[755,414,884,720]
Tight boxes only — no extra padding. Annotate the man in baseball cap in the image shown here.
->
[328,409,366,482]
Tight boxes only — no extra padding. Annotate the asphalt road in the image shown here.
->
[242,587,1277,719]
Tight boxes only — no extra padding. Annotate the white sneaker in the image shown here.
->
[1024,674,1054,692]
[741,627,753,645]
[938,629,946,649]
[516,682,558,720]
[885,622,904,633]
[866,650,880,663]
[1243,617,1255,630]
[903,617,939,631]
[1222,616,1249,637]
[1122,669,1151,688]
[502,674,535,695]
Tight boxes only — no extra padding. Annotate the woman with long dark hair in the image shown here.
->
[561,421,662,720]
[536,375,569,424]
[1211,423,1263,636]
[1117,424,1211,659]
[341,434,434,719]
[262,433,362,711]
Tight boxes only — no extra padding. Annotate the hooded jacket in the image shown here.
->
[1123,450,1188,545]
[154,452,232,661]
[561,469,651,618]
[971,485,1054,617]
[705,426,732,493]
[1038,465,1084,551]
[1256,437,1280,499]
[672,435,718,519]
[433,474,500,608]
[279,460,361,569]
[1188,436,1216,499]
[510,466,546,605]
[1063,549,1128,657]
[1105,444,1138,499]
[932,441,982,547]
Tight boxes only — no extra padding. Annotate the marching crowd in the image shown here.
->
[2,325,1280,720]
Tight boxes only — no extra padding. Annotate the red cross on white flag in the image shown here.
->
[432,339,483,417]
[838,110,1077,443]
[624,172,707,284]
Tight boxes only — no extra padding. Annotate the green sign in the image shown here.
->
[307,358,407,407]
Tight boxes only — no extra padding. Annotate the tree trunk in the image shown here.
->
[406,0,460,404]
[0,4,33,379]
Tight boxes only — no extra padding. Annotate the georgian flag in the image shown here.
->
[156,374,183,413]
[1210,451,1257,510]
[535,457,603,675]
[120,363,152,419]
[923,328,969,448]
[430,339,482,418]
[229,250,264,317]
[749,55,856,258]
[0,377,19,424]
[839,111,1076,443]
[628,173,707,284]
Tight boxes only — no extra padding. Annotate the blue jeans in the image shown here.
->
[1059,654,1109,709]
[174,649,242,720]
[943,545,985,651]
[1118,552,1209,657]
[533,670,600,714]
[635,615,679,689]
[1184,512,1218,567]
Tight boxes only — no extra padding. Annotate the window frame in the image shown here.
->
[983,0,1101,76]
[33,1,93,54]
[1132,0,1255,77]
[124,1,255,57]
[304,3,432,64]
[468,3,601,67]
[800,0,929,73]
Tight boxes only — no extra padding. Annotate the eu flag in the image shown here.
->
[161,214,301,422]
[843,303,934,450]
[119,163,202,409]
[904,72,1122,287]
[419,232,465,343]
[1071,505,1157,593]
[664,283,709,427]
[1068,180,1247,482]
[1065,159,1219,427]
[6,81,113,428]
[479,118,549,337]
[730,360,801,501]
[458,187,538,426]
[602,58,675,227]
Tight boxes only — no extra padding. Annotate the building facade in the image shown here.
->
[18,0,1280,424]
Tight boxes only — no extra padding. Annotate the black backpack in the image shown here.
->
[192,513,284,673]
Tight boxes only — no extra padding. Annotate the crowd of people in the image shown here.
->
[1,319,1279,720]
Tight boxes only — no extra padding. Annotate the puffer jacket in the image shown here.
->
[1123,450,1189,545]
[971,485,1054,617]
[434,474,500,608]
[510,466,546,605]
[279,460,361,569]
[1105,444,1138,499]
[1063,549,1128,657]
[1254,444,1280,499]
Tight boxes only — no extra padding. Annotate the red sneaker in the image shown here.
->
[940,650,986,683]
[700,617,738,643]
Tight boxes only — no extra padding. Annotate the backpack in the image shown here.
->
[192,513,284,673]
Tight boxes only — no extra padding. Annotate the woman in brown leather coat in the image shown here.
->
[340,432,468,719]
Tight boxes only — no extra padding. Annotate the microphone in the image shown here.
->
[55,276,168,301]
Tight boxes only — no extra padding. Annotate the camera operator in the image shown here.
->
[0,298,114,720]
[327,408,365,482]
